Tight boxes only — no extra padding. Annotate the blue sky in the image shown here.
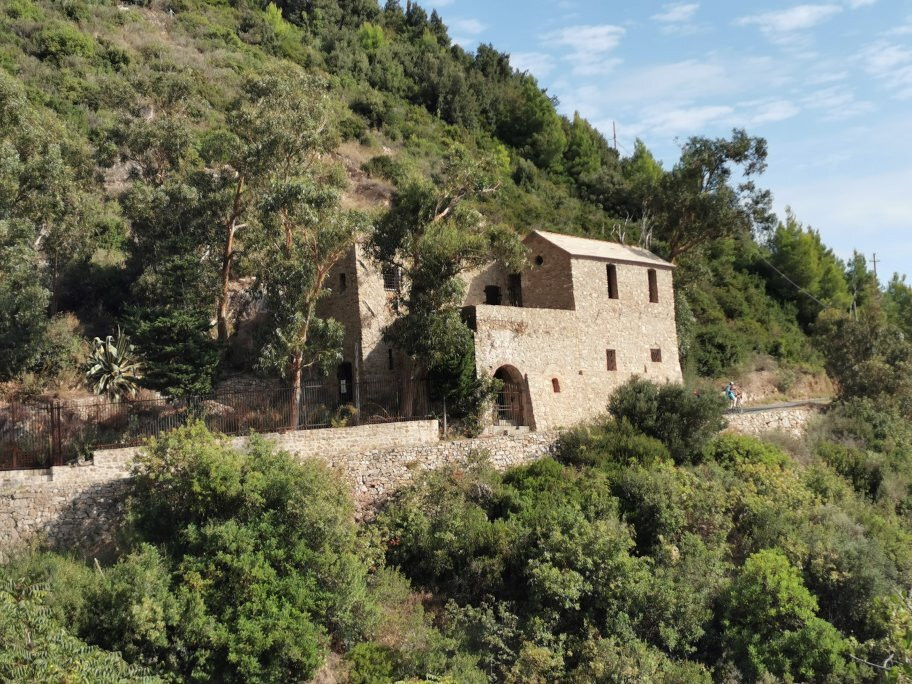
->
[427,0,912,281]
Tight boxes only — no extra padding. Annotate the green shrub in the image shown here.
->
[703,434,789,468]
[0,579,157,682]
[607,379,726,464]
[362,154,408,184]
[34,23,95,62]
[554,420,671,469]
[124,423,377,682]
[722,549,849,681]
[817,440,884,500]
[347,642,400,684]
[127,307,220,398]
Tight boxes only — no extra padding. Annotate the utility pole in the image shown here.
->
[612,121,618,152]
[872,253,879,280]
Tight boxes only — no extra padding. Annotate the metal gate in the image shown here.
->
[494,382,525,426]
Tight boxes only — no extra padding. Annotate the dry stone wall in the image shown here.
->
[725,405,818,438]
[0,421,555,561]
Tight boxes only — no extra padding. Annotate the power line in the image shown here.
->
[755,253,827,308]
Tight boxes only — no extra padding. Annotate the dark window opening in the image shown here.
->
[484,285,502,305]
[508,273,523,307]
[337,362,353,403]
[552,378,561,393]
[651,348,662,363]
[383,265,401,292]
[535,255,544,266]
[648,269,659,303]
[339,272,347,293]
[606,349,617,371]
[607,264,618,299]
[388,348,394,370]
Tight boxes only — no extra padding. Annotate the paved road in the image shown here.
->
[734,398,831,414]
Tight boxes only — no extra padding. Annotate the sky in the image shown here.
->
[426,0,912,281]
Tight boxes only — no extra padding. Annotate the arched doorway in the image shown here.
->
[493,366,528,426]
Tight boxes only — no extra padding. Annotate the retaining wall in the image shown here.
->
[725,405,819,438]
[0,421,555,560]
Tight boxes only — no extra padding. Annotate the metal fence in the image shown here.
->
[0,378,431,471]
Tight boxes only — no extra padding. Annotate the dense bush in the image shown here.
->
[607,378,726,463]
[127,307,220,398]
[0,579,156,682]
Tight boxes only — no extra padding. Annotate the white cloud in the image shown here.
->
[510,51,556,77]
[448,18,486,35]
[745,99,801,125]
[800,85,874,119]
[543,24,625,76]
[737,4,842,35]
[845,0,877,7]
[544,24,625,53]
[652,3,699,23]
[631,104,735,137]
[860,41,912,97]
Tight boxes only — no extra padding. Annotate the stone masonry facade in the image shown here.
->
[318,230,683,431]
[0,420,555,561]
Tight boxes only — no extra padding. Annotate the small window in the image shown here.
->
[388,348,394,370]
[606,264,618,299]
[552,378,561,393]
[382,265,401,292]
[339,272,347,293]
[535,255,544,266]
[606,349,617,371]
[648,269,659,303]
[508,273,522,307]
[651,348,662,363]
[484,285,502,305]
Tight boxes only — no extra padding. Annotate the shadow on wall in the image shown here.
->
[38,480,129,563]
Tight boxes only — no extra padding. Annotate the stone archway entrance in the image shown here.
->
[493,366,528,427]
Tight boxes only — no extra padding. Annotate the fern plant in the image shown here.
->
[86,328,142,401]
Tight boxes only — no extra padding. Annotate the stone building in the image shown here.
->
[318,230,682,431]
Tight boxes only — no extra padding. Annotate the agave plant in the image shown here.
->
[85,328,142,401]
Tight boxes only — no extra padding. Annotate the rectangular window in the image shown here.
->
[382,265,401,292]
[552,378,561,393]
[606,349,617,371]
[648,269,659,303]
[339,272,347,293]
[484,285,502,305]
[508,273,523,307]
[388,348,394,370]
[606,264,618,299]
[651,348,662,363]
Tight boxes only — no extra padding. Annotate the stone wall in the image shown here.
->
[725,405,818,438]
[0,421,556,561]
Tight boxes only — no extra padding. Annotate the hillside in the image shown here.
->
[3,1,912,681]
[4,0,910,407]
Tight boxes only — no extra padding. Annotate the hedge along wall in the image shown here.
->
[0,420,556,561]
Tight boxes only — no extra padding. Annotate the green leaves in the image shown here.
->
[85,328,142,401]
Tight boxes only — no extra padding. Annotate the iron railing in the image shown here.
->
[0,378,431,471]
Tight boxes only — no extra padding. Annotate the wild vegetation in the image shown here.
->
[3,0,912,681]
[1,0,910,408]
[4,379,912,682]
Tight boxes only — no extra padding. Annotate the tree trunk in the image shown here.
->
[399,357,418,418]
[216,222,235,344]
[217,176,245,345]
[290,352,302,430]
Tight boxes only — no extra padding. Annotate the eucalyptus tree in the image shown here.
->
[255,175,370,428]
[371,143,525,416]
[208,70,336,344]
